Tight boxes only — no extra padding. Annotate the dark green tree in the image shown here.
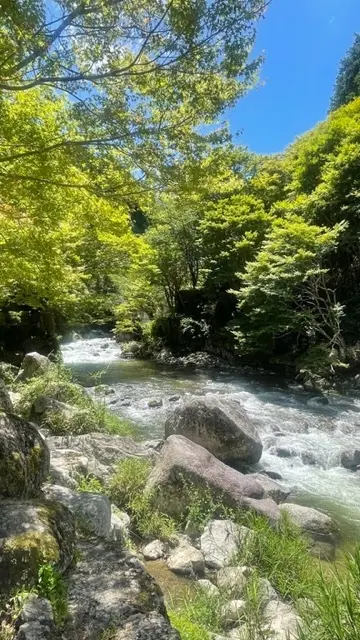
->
[330,33,360,111]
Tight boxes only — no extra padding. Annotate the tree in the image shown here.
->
[232,214,345,353]
[0,0,268,195]
[330,33,360,111]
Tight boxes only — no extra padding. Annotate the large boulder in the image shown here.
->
[146,436,280,523]
[43,484,112,538]
[16,353,50,382]
[0,500,75,594]
[47,433,156,481]
[248,474,290,504]
[280,503,339,560]
[0,413,49,498]
[65,540,180,639]
[165,395,262,466]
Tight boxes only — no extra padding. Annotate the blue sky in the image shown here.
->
[228,0,360,154]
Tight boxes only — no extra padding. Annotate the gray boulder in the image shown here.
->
[18,594,54,626]
[49,448,90,489]
[216,566,250,594]
[47,433,156,481]
[0,500,75,594]
[165,395,262,466]
[341,449,360,470]
[280,503,339,560]
[66,540,180,639]
[249,473,290,504]
[43,484,111,538]
[263,600,301,640]
[143,540,166,561]
[200,520,253,570]
[16,620,53,640]
[16,352,50,382]
[0,413,49,498]
[167,543,205,577]
[0,380,13,412]
[146,436,280,523]
[197,579,219,597]
[220,599,246,627]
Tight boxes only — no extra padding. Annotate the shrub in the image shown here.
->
[169,610,210,640]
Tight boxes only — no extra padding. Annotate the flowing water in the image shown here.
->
[61,336,360,545]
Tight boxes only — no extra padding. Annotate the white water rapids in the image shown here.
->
[61,336,360,542]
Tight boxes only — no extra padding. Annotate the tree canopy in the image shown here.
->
[330,33,360,111]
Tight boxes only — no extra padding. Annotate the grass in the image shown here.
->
[14,362,134,436]
[107,458,177,540]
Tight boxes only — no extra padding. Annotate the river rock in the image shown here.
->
[261,470,283,481]
[0,380,13,412]
[110,505,131,543]
[200,520,253,570]
[248,474,290,504]
[263,600,301,640]
[220,600,246,627]
[47,433,156,480]
[16,352,50,382]
[49,448,90,488]
[148,399,163,408]
[18,594,54,626]
[15,620,54,640]
[197,579,219,596]
[258,578,279,608]
[146,436,280,523]
[165,395,262,466]
[216,566,249,594]
[0,413,49,498]
[43,484,111,538]
[280,503,339,560]
[341,449,360,470]
[0,500,75,594]
[66,540,180,639]
[143,540,166,560]
[167,543,205,577]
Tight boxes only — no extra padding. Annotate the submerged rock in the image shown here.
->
[0,500,75,594]
[0,413,49,498]
[165,395,262,466]
[146,436,280,523]
[341,449,360,470]
[66,540,180,639]
[247,474,290,504]
[148,399,163,408]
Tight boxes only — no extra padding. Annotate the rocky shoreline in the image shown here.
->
[0,351,351,639]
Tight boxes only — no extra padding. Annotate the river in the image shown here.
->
[61,336,360,546]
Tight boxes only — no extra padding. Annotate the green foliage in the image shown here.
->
[107,458,176,540]
[16,363,134,436]
[299,547,360,640]
[36,563,68,625]
[237,512,314,601]
[168,612,210,640]
[330,34,360,111]
[76,475,105,494]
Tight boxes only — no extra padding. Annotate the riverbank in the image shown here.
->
[1,351,360,640]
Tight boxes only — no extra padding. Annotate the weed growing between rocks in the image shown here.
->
[108,458,177,540]
[14,362,134,436]
[235,511,315,601]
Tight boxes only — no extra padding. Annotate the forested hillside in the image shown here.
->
[1,3,360,379]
